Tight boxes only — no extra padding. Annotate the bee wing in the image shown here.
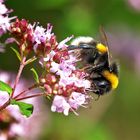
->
[99,26,112,67]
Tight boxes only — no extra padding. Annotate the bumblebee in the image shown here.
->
[68,35,119,96]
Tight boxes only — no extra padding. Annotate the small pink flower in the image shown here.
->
[51,92,88,116]
[51,95,71,116]
[0,0,15,36]
[0,15,11,35]
[68,92,87,110]
[0,3,7,14]
[43,50,56,62]
[50,59,75,77]
[0,91,9,106]
[57,36,73,49]
[33,25,50,44]
[32,24,56,54]
[0,0,4,3]
[5,37,16,44]
[128,0,140,11]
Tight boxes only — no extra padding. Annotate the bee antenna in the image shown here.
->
[99,26,112,66]
[99,26,110,48]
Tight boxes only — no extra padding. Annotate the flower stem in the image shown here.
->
[0,57,27,112]
[0,99,10,112]
[11,56,26,98]
[15,93,44,101]
[13,83,39,99]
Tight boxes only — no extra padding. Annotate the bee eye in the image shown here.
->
[68,45,78,50]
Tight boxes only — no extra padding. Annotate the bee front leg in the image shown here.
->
[91,62,106,72]
[81,65,93,71]
[86,88,100,100]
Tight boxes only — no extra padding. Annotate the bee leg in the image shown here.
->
[91,62,106,72]
[94,94,100,101]
[81,65,93,71]
[82,61,106,74]
[86,88,100,93]
[86,89,100,100]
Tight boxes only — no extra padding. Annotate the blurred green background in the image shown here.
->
[1,0,140,140]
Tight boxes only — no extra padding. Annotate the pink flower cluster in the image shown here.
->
[0,0,16,53]
[48,57,91,115]
[0,0,15,36]
[35,25,91,115]
[9,19,92,115]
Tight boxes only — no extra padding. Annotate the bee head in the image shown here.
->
[71,36,95,46]
[68,36,96,51]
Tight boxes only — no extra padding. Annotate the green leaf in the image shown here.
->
[25,56,37,65]
[11,100,34,117]
[11,47,21,61]
[30,68,39,83]
[0,80,12,95]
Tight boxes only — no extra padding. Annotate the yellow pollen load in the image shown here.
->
[96,43,108,53]
[102,70,119,89]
